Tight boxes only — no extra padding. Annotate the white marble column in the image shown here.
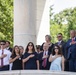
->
[14,0,37,47]
[36,0,51,45]
[14,0,49,48]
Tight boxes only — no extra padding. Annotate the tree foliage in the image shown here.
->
[50,7,76,43]
[0,0,13,46]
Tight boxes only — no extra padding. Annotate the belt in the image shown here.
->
[0,65,9,68]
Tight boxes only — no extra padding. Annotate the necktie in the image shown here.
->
[58,41,61,45]
[72,38,74,42]
[1,50,4,66]
[42,52,47,68]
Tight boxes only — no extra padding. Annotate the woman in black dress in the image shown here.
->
[23,42,39,70]
[10,45,23,70]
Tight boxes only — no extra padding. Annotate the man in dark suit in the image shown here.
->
[55,33,69,71]
[38,43,51,70]
[55,33,66,57]
[66,30,76,72]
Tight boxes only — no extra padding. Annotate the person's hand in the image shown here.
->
[70,41,76,45]
[59,45,62,48]
[74,41,76,44]
[29,54,35,58]
[15,55,20,59]
[1,54,7,58]
[42,55,48,59]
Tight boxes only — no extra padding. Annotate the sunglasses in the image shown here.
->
[57,36,61,37]
[0,44,5,45]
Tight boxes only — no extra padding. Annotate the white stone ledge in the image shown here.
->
[0,70,20,75]
[0,70,76,75]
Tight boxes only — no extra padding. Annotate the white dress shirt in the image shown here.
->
[0,49,11,66]
[43,50,48,56]
[58,40,62,45]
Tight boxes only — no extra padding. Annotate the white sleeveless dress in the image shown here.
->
[49,56,62,71]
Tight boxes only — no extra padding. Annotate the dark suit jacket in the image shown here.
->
[66,38,76,59]
[55,40,66,57]
[40,43,54,53]
[38,51,51,70]
[8,47,12,52]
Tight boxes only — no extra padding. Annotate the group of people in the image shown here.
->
[0,30,76,72]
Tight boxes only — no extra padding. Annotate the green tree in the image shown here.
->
[50,7,76,43]
[0,0,13,46]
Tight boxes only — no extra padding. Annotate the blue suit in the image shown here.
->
[66,38,76,72]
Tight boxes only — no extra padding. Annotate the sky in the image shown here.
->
[37,0,76,45]
[50,0,76,14]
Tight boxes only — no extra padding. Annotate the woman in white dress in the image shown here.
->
[49,44,65,71]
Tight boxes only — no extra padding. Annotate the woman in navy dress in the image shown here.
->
[23,42,39,70]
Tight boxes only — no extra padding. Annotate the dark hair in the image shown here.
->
[0,40,6,44]
[36,45,41,49]
[6,41,10,44]
[57,33,62,36]
[11,45,20,58]
[25,42,35,53]
[52,44,62,55]
[19,46,24,50]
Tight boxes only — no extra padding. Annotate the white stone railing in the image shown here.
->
[0,70,76,75]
